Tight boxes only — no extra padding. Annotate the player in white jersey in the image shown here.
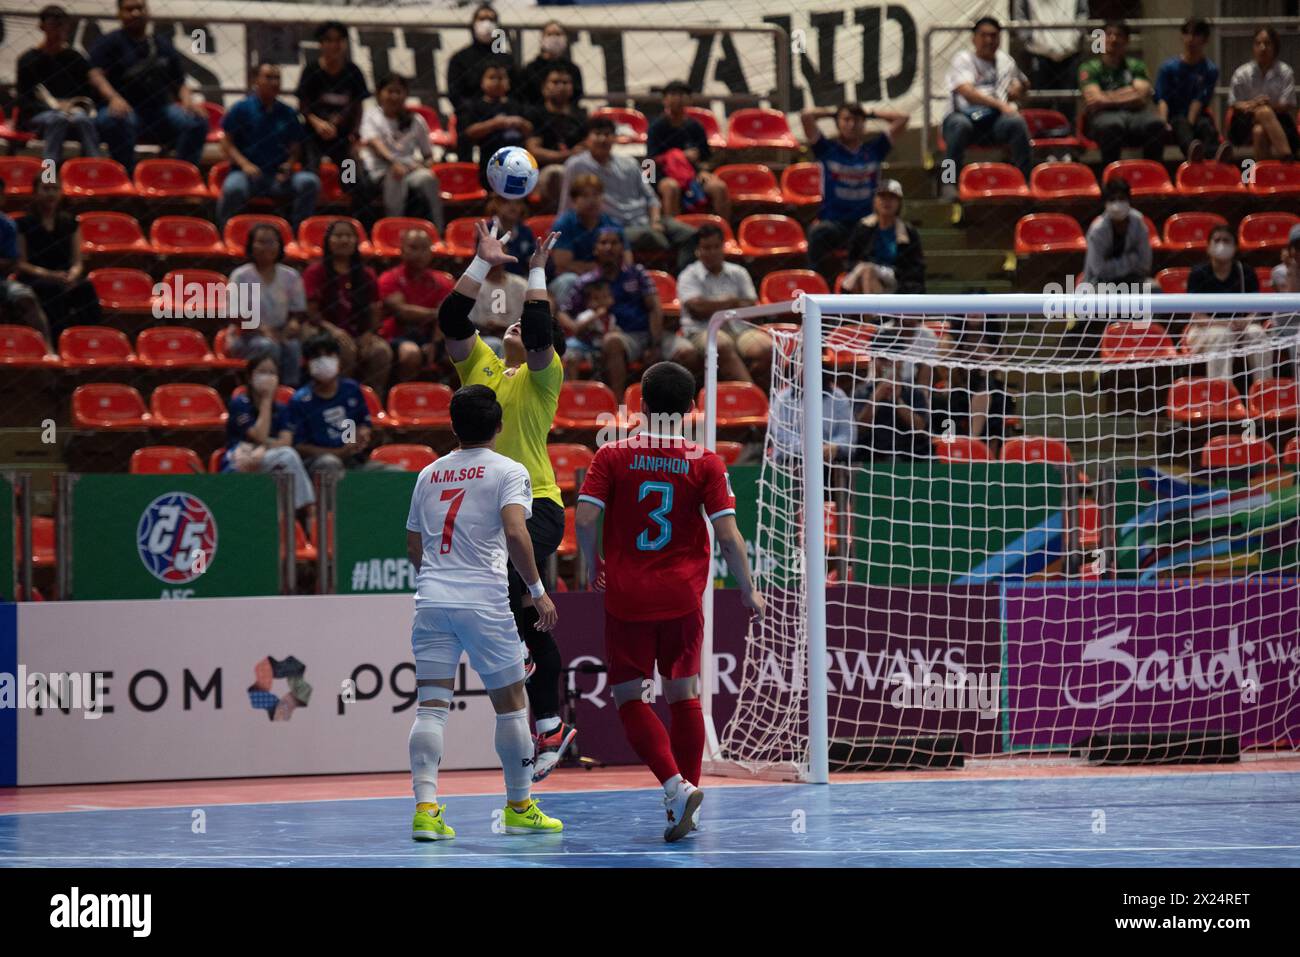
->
[405,383,563,840]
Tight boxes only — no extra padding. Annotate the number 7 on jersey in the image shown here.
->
[439,487,467,554]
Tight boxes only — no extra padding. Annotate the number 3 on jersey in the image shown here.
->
[637,480,673,551]
[439,487,467,554]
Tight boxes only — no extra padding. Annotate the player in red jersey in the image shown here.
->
[575,361,765,842]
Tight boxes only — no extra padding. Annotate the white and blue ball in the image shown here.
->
[486,145,539,200]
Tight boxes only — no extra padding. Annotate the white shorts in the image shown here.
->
[411,606,525,690]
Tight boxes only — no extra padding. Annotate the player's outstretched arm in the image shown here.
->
[574,501,602,589]
[523,231,561,372]
[712,514,765,619]
[440,219,518,364]
[502,503,558,631]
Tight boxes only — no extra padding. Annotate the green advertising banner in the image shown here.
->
[712,463,760,588]
[71,474,280,599]
[335,471,421,595]
[0,474,13,602]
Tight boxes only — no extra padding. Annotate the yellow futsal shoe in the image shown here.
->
[503,799,563,834]
[412,805,456,841]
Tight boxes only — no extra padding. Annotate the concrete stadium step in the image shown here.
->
[923,249,1013,281]
[904,198,960,230]
[924,278,1014,295]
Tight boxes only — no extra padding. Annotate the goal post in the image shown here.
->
[702,291,1300,783]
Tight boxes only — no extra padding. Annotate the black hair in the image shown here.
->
[641,361,696,416]
[663,80,692,96]
[471,3,498,29]
[315,21,348,43]
[1257,27,1280,50]
[1104,20,1131,39]
[695,223,725,246]
[245,221,286,262]
[587,116,616,136]
[450,384,503,443]
[243,349,278,381]
[973,16,1000,32]
[302,331,340,359]
[1102,177,1131,202]
[376,73,413,131]
[1183,17,1210,39]
[1208,224,1235,244]
[39,5,67,22]
[319,219,374,330]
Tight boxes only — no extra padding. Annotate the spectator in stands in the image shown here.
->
[1270,224,1300,294]
[1228,27,1300,162]
[487,194,537,277]
[676,223,765,385]
[1012,0,1087,120]
[841,179,925,295]
[856,324,932,461]
[933,322,1014,458]
[302,219,392,394]
[15,176,100,342]
[525,66,588,208]
[225,222,307,387]
[15,5,99,166]
[1083,177,1153,288]
[457,63,533,186]
[223,351,316,522]
[939,17,1031,203]
[216,64,320,231]
[466,260,524,358]
[1155,18,1228,164]
[804,102,909,280]
[1078,21,1165,168]
[0,210,51,343]
[295,21,369,200]
[770,370,855,465]
[379,228,454,382]
[359,73,444,227]
[447,4,516,114]
[291,333,378,474]
[518,21,585,109]
[558,116,698,271]
[88,0,209,173]
[561,227,693,395]
[549,173,621,306]
[1186,224,1267,384]
[647,80,729,221]
[562,277,613,379]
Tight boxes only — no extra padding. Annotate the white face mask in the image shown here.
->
[473,19,497,44]
[1210,240,1235,261]
[541,34,567,57]
[309,356,339,382]
[1105,200,1129,222]
[252,372,278,395]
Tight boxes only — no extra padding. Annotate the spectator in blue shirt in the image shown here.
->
[801,101,908,284]
[88,0,209,172]
[216,64,319,230]
[548,172,623,307]
[1156,18,1229,163]
[290,332,375,475]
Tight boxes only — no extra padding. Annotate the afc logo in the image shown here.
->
[136,492,218,585]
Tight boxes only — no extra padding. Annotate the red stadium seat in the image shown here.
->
[223,214,293,258]
[0,325,59,368]
[961,162,1030,202]
[1028,161,1098,201]
[293,520,318,563]
[133,159,208,199]
[1285,437,1300,467]
[524,214,555,239]
[149,383,227,429]
[78,212,151,255]
[202,101,224,143]
[646,270,680,316]
[72,383,151,429]
[685,106,726,149]
[0,108,36,151]
[386,382,454,428]
[1099,321,1176,363]
[1013,213,1086,255]
[714,164,783,206]
[737,215,808,258]
[676,214,742,256]
[1162,212,1229,253]
[371,217,441,257]
[933,435,992,462]
[547,443,595,493]
[1021,108,1086,150]
[1154,267,1190,293]
[1103,160,1174,197]
[207,160,277,205]
[432,162,487,205]
[409,104,457,150]
[1200,435,1278,469]
[1167,377,1248,423]
[1140,214,1164,252]
[24,516,54,568]
[706,381,769,428]
[155,270,237,337]
[88,268,154,312]
[1257,266,1276,291]
[150,216,227,257]
[136,327,218,369]
[370,443,438,471]
[440,217,479,258]
[0,156,42,196]
[590,106,648,144]
[1248,378,1299,421]
[553,381,618,430]
[1002,435,1074,466]
[361,384,388,428]
[231,383,296,405]
[713,440,744,465]
[130,445,205,474]
[289,215,373,260]
[61,158,136,198]
[1238,212,1300,253]
[1248,160,1300,197]
[1175,161,1246,198]
[780,162,823,207]
[823,322,876,367]
[556,507,578,558]
[59,326,138,368]
[725,108,797,150]
[760,269,828,304]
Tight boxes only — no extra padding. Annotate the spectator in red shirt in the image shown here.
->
[379,229,454,382]
[302,219,392,394]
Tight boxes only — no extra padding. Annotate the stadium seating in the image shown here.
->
[0,108,35,152]
[1028,161,1098,202]
[714,441,744,464]
[1247,378,1299,421]
[231,383,296,404]
[0,325,59,368]
[1248,160,1300,197]
[933,436,992,461]
[432,162,487,205]
[61,158,136,199]
[1238,212,1300,253]
[72,383,152,429]
[1099,321,1176,362]
[590,106,648,144]
[706,381,769,429]
[1154,267,1189,293]
[135,327,220,369]
[1103,159,1174,197]
[1162,212,1229,253]
[59,327,138,368]
[960,162,1030,202]
[317,162,349,206]
[553,381,618,431]
[1175,161,1246,198]
[676,214,742,256]
[149,216,228,257]
[1141,214,1164,251]
[88,267,155,312]
[1013,213,1086,255]
[149,383,228,429]
[202,101,224,143]
[293,521,318,563]
[647,270,680,316]
[371,217,442,257]
[1167,377,1248,423]
[386,382,453,428]
[129,446,205,474]
[714,164,783,207]
[1200,434,1278,469]
[79,212,151,255]
[524,214,556,238]
[759,269,828,303]
[823,323,876,367]
[223,214,293,258]
[685,106,726,149]
[1285,437,1300,467]
[0,156,42,195]
[440,218,478,258]
[725,108,797,150]
[361,384,389,428]
[1002,435,1089,484]
[737,215,808,259]
[24,515,55,568]
[409,104,456,150]
[289,216,373,260]
[547,443,595,494]
[370,443,438,471]
[133,159,209,200]
[780,162,823,208]
[1021,108,1086,151]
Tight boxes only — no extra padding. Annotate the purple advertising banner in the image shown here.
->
[1003,582,1300,752]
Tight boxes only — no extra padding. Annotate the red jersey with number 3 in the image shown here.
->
[578,435,736,621]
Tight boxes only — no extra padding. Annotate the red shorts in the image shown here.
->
[604,608,704,685]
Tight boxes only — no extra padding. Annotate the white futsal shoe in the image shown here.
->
[663,781,704,843]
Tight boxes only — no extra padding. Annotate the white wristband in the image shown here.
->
[528,267,548,292]
[465,256,491,283]
[527,579,546,600]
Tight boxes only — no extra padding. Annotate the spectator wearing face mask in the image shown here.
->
[447,3,517,113]
[518,21,584,109]
[1083,178,1152,288]
[1185,224,1267,384]
[291,332,379,474]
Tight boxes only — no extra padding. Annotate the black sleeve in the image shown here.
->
[1185,264,1208,295]
[646,117,667,159]
[845,221,870,264]
[897,226,927,294]
[438,289,477,340]
[295,63,318,114]
[521,298,554,352]
[1242,261,1260,293]
[571,63,585,103]
[690,120,710,164]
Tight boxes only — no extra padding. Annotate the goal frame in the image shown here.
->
[701,291,1300,785]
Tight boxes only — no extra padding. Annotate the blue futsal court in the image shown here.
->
[2,770,1298,868]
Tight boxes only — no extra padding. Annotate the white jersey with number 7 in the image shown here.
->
[405,446,533,610]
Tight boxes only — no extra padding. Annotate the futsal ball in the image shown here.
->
[486,145,539,200]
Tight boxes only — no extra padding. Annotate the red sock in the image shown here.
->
[617,700,679,784]
[669,698,705,786]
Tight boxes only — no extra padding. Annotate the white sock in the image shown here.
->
[409,705,449,805]
[663,773,685,798]
[536,715,561,736]
[495,707,534,804]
